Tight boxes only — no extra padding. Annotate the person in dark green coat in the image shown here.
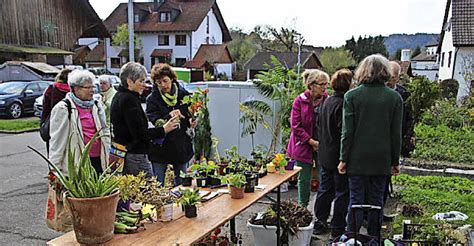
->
[337,54,402,238]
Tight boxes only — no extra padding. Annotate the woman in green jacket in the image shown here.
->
[338,54,402,238]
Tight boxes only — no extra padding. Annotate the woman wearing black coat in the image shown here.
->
[313,69,353,237]
[146,64,197,186]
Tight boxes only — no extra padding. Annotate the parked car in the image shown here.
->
[34,84,102,118]
[0,81,51,118]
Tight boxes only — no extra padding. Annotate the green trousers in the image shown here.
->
[296,160,312,207]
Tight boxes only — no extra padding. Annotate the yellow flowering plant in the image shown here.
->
[272,153,288,174]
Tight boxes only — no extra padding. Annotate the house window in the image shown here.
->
[158,35,169,46]
[134,14,139,23]
[160,12,171,22]
[175,35,186,46]
[175,58,186,67]
[111,58,121,68]
[206,16,210,34]
[448,51,452,68]
[441,52,445,67]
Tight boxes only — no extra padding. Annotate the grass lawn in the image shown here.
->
[0,118,40,133]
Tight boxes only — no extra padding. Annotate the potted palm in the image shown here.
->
[177,188,201,218]
[221,173,247,199]
[29,132,120,244]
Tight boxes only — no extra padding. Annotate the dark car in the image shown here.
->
[0,81,51,118]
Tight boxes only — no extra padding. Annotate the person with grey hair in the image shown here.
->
[49,69,110,175]
[110,62,179,177]
[338,54,402,238]
[98,75,117,127]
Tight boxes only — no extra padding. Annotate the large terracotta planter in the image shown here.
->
[67,191,120,244]
[230,186,244,199]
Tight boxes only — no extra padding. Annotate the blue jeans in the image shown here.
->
[347,175,387,238]
[152,162,188,186]
[314,166,349,233]
[124,153,153,178]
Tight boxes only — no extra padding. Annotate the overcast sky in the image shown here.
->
[90,0,447,47]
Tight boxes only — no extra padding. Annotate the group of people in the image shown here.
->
[287,54,415,239]
[43,62,196,186]
[43,53,414,239]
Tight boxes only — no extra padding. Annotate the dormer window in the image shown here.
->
[160,12,171,22]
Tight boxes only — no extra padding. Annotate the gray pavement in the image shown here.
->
[0,131,330,245]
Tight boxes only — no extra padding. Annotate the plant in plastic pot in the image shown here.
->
[29,132,120,244]
[221,173,247,199]
[177,188,201,218]
[248,200,314,246]
[179,171,193,187]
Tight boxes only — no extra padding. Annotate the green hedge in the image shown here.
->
[412,124,474,164]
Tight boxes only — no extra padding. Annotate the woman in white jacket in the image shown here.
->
[49,70,110,175]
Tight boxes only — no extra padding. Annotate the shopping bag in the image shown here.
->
[45,173,72,232]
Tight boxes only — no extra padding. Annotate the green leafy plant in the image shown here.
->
[249,56,307,154]
[114,173,146,202]
[421,99,473,128]
[28,132,119,198]
[250,200,313,236]
[406,76,441,123]
[190,159,218,177]
[221,173,246,188]
[390,174,474,241]
[412,124,473,163]
[177,188,201,206]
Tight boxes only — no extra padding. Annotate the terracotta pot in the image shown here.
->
[67,191,120,244]
[230,186,244,199]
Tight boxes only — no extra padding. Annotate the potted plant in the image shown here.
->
[272,153,288,174]
[221,173,247,199]
[29,133,120,244]
[114,173,145,212]
[179,171,193,187]
[248,200,314,246]
[177,188,201,218]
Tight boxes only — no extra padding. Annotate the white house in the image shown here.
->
[103,0,231,74]
[437,0,474,102]
[411,43,439,81]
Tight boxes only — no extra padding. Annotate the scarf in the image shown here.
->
[54,82,70,92]
[69,92,95,109]
[159,83,178,107]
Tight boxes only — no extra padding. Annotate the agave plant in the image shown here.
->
[28,131,119,198]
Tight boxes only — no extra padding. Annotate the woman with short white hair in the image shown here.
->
[49,70,110,175]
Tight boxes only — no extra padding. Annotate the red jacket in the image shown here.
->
[41,82,70,122]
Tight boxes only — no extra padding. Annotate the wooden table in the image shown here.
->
[47,167,301,246]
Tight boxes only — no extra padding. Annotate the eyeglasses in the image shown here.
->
[312,82,328,87]
[79,85,95,90]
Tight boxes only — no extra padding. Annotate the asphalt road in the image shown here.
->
[0,132,62,245]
